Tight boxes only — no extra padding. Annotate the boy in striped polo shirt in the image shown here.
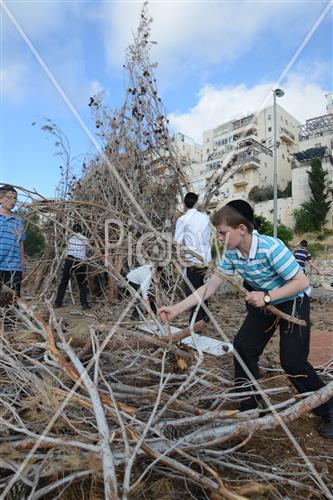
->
[159,200,333,438]
[293,240,321,275]
[0,185,26,297]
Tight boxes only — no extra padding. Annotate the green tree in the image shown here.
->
[24,214,45,257]
[296,158,331,232]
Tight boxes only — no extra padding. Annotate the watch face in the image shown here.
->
[264,294,271,304]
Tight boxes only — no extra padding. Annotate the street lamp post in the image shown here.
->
[272,88,285,238]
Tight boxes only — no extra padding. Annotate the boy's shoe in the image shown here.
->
[82,303,91,310]
[54,303,62,309]
[319,411,333,438]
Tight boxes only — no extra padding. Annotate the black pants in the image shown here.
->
[234,294,332,416]
[184,266,209,324]
[0,270,22,297]
[55,257,88,306]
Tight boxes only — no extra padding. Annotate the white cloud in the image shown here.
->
[97,1,324,76]
[0,62,29,101]
[168,74,329,143]
[0,49,103,111]
[2,2,79,40]
[1,4,103,110]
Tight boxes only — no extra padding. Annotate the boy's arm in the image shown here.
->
[309,260,321,274]
[159,273,223,321]
[246,270,309,307]
[174,217,184,243]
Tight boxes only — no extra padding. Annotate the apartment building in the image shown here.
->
[171,132,203,167]
[174,93,333,228]
[291,93,333,228]
[188,104,300,208]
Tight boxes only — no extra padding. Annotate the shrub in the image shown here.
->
[315,229,333,241]
[255,215,293,246]
[293,208,316,233]
[24,219,46,257]
[276,224,294,246]
[307,242,324,258]
[249,185,273,203]
[249,182,292,203]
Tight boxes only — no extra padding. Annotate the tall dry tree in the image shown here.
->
[77,2,189,225]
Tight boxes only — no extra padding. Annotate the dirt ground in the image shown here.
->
[39,282,333,499]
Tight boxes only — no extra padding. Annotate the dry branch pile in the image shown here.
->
[1,293,333,499]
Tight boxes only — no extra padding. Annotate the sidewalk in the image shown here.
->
[309,329,333,366]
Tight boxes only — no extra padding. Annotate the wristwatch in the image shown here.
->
[263,292,271,305]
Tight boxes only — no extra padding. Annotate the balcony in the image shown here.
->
[232,115,257,132]
[233,177,250,187]
[243,158,260,170]
[280,127,295,143]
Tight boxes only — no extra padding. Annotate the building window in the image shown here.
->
[268,127,272,132]
[206,148,210,153]
[268,114,271,120]
[282,153,285,159]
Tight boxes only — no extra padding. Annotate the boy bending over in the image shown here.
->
[159,200,333,439]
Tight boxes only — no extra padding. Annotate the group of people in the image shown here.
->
[1,184,333,438]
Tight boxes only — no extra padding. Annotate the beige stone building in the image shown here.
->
[185,104,300,209]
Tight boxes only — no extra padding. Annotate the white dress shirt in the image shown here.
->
[174,208,211,264]
[67,233,89,260]
[126,264,152,299]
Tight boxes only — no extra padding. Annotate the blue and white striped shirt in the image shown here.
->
[0,213,26,271]
[218,232,309,304]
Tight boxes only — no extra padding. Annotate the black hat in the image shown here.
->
[226,200,254,225]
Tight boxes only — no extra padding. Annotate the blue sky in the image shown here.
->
[1,1,332,199]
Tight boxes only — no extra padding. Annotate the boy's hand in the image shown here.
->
[158,306,178,322]
[245,291,265,308]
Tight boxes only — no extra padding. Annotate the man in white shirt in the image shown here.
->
[55,224,90,310]
[126,263,157,319]
[174,192,211,324]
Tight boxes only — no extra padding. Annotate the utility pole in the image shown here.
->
[272,88,285,237]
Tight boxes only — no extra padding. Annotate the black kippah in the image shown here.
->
[226,200,254,225]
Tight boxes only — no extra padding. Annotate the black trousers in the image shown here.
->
[55,257,88,306]
[184,266,209,324]
[234,294,332,416]
[0,270,22,297]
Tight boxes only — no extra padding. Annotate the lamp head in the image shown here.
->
[274,88,285,98]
